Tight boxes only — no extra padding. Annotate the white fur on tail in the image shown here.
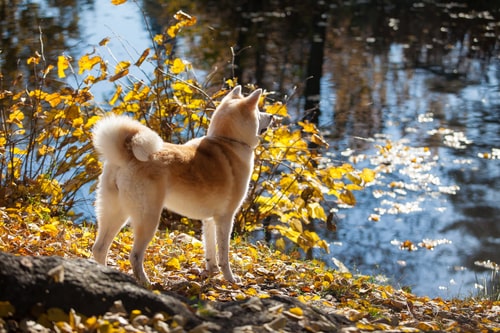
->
[92,115,163,166]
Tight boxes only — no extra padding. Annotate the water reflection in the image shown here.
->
[148,0,500,297]
[2,0,499,297]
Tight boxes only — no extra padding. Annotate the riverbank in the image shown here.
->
[0,214,498,332]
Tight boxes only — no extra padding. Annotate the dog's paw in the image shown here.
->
[205,262,220,275]
[228,275,242,284]
[200,268,219,280]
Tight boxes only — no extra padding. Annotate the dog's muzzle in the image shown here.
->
[258,113,276,135]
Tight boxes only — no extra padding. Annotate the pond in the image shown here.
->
[1,0,499,298]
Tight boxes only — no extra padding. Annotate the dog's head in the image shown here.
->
[208,85,274,148]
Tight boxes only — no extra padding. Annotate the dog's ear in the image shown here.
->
[244,88,262,108]
[224,85,242,100]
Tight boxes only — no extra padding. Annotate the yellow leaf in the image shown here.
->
[323,272,334,282]
[276,237,286,252]
[109,85,122,105]
[273,225,300,244]
[225,79,237,88]
[298,121,318,134]
[340,190,356,206]
[173,10,197,26]
[289,307,303,316]
[99,37,110,46]
[360,168,376,183]
[72,128,84,138]
[165,257,180,271]
[12,147,27,155]
[153,34,163,45]
[135,48,150,67]
[111,0,127,5]
[296,295,306,304]
[311,133,329,147]
[114,61,131,74]
[317,239,330,252]
[346,183,363,191]
[356,322,376,330]
[290,218,303,233]
[328,167,345,179]
[78,54,101,74]
[27,56,40,65]
[129,309,141,321]
[8,109,24,127]
[266,102,288,117]
[109,69,129,82]
[245,287,258,296]
[40,223,59,237]
[84,115,100,130]
[235,293,246,301]
[307,202,326,220]
[43,64,54,76]
[167,24,181,38]
[170,58,185,74]
[417,322,440,331]
[45,92,62,107]
[57,55,69,78]
[38,145,54,156]
[167,11,197,38]
[346,173,362,185]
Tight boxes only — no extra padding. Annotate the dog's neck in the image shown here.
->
[209,135,253,150]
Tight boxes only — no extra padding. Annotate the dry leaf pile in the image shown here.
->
[0,216,498,332]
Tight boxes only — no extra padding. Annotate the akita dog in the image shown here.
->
[92,86,273,285]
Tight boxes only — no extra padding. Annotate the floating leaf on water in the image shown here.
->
[474,260,499,271]
[418,238,452,250]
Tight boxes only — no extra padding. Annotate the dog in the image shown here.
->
[91,86,273,285]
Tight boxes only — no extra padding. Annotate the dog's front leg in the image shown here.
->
[215,214,240,283]
[202,218,219,275]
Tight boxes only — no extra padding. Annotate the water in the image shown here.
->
[2,0,499,298]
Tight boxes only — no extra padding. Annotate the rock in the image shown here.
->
[0,252,351,332]
[0,252,201,329]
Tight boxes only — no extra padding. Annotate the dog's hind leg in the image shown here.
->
[202,217,219,275]
[93,209,127,264]
[93,169,127,265]
[215,214,240,283]
[129,208,162,287]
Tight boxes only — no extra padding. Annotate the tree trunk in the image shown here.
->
[303,5,328,124]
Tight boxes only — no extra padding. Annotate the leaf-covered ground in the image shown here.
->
[0,216,498,332]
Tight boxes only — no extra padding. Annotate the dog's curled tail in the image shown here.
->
[92,115,163,166]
